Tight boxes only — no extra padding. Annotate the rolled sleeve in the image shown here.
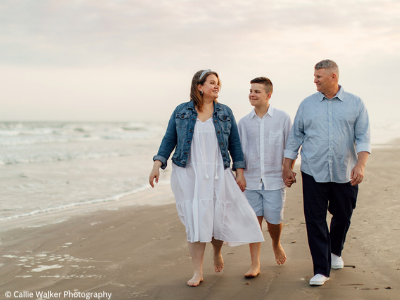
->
[153,155,168,170]
[355,143,371,154]
[232,160,246,171]
[354,100,371,154]
[228,112,246,170]
[154,109,178,170]
[283,106,304,160]
[284,149,298,160]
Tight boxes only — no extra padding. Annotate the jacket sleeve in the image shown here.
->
[153,108,178,169]
[228,112,246,171]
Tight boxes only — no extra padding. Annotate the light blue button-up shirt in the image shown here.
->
[284,86,371,183]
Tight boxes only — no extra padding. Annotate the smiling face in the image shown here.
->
[249,83,271,108]
[198,74,220,100]
[314,68,337,95]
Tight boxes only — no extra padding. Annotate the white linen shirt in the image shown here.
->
[238,106,292,190]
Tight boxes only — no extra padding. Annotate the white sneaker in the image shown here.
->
[309,274,330,286]
[331,253,344,269]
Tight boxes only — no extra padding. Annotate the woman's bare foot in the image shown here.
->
[187,273,203,287]
[244,263,261,278]
[214,253,224,272]
[273,244,286,265]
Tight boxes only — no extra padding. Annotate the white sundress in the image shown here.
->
[171,118,264,246]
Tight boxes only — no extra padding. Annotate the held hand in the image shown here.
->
[284,172,296,187]
[235,174,246,192]
[282,169,296,188]
[350,163,364,186]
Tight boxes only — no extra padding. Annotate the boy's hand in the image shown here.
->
[284,172,296,187]
[235,169,246,192]
[282,158,296,188]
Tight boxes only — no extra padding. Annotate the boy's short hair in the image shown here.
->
[250,77,273,94]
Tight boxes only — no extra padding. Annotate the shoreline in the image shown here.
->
[0,146,399,299]
[0,180,173,234]
[1,140,398,224]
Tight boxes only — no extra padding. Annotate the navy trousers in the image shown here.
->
[302,172,358,277]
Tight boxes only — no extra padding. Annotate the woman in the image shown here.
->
[149,69,263,287]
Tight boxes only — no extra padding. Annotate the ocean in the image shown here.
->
[0,119,398,222]
[0,121,170,221]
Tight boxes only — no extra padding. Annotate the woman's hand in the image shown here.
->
[149,160,162,188]
[235,169,246,192]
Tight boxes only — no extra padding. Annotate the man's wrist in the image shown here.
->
[283,159,293,171]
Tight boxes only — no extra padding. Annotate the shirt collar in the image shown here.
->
[250,105,274,119]
[318,85,344,102]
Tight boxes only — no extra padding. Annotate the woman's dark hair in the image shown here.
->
[190,70,221,112]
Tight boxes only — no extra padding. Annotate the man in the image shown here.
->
[238,77,293,278]
[282,60,370,286]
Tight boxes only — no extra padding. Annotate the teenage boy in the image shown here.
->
[238,77,293,278]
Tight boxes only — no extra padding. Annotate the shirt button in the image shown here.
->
[215,120,217,123]
[187,141,191,143]
[217,131,220,134]
[220,143,223,146]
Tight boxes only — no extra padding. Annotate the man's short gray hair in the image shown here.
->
[315,59,339,76]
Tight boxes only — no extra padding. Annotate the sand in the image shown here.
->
[0,147,399,300]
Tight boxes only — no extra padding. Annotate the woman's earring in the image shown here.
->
[200,91,203,95]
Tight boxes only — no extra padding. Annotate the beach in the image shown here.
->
[0,145,399,300]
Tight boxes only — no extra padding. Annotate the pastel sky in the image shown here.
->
[1,0,399,142]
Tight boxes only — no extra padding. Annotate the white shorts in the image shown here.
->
[245,185,286,224]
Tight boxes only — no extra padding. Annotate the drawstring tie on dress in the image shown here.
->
[196,120,219,180]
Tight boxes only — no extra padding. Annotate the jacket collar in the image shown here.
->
[187,100,221,112]
[187,101,195,110]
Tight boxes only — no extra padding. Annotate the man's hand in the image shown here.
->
[350,151,369,186]
[235,169,246,192]
[282,158,296,188]
[284,173,297,187]
[350,164,363,186]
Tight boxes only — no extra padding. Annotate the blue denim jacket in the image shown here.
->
[153,101,245,170]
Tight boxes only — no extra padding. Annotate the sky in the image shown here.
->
[1,0,400,142]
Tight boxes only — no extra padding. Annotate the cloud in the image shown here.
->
[1,0,399,68]
[0,0,399,124]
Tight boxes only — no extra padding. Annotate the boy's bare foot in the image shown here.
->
[187,273,203,287]
[244,264,261,278]
[214,253,224,272]
[273,244,286,265]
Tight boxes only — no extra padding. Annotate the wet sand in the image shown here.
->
[0,147,399,299]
